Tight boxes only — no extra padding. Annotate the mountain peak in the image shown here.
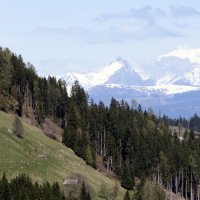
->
[111,57,132,69]
[115,56,128,64]
[104,57,145,86]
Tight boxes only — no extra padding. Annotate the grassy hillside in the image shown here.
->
[0,111,125,199]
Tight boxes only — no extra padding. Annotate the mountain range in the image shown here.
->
[60,47,200,118]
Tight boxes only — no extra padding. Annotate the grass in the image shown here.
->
[0,111,125,199]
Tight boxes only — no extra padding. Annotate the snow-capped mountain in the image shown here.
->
[104,57,147,86]
[152,47,200,86]
[59,47,200,117]
[60,57,151,91]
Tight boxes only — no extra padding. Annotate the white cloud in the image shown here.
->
[29,22,182,45]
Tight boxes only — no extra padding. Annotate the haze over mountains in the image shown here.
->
[60,47,200,118]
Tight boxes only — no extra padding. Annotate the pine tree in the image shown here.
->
[0,173,10,200]
[62,102,77,149]
[159,151,170,185]
[121,163,134,190]
[85,144,96,168]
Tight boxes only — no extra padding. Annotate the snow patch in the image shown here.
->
[146,85,200,95]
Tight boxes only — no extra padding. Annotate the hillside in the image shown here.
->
[0,111,125,199]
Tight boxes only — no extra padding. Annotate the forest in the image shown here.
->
[63,81,200,199]
[0,173,92,200]
[0,173,65,200]
[1,47,200,199]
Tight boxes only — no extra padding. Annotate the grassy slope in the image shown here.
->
[0,111,125,199]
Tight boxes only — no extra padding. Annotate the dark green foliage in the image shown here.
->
[62,102,78,149]
[0,173,66,200]
[0,173,10,200]
[62,82,96,168]
[0,47,68,125]
[85,144,96,168]
[0,48,12,96]
[121,163,134,190]
[62,86,200,199]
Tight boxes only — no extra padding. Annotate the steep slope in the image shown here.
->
[0,111,125,199]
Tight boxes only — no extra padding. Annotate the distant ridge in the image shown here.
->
[59,48,200,117]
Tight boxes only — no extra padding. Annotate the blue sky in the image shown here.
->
[1,0,200,75]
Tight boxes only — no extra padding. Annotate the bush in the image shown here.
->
[136,179,165,200]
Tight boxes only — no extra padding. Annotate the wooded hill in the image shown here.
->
[1,47,200,199]
[0,47,68,126]
[0,111,125,200]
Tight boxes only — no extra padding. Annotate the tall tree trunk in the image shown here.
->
[190,168,193,200]
[176,174,178,194]
[107,157,109,171]
[170,176,172,200]
[97,131,100,153]
[186,171,188,200]
[103,128,106,157]
[158,165,160,185]
[100,131,103,156]
[119,139,122,168]
[110,156,113,170]
[182,167,184,198]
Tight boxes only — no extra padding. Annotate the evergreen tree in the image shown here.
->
[62,102,77,149]
[85,144,96,168]
[121,163,134,190]
[0,173,66,200]
[0,173,10,200]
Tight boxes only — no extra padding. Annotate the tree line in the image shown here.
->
[0,173,91,200]
[0,173,65,200]
[167,113,200,133]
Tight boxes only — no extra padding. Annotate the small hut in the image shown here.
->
[63,178,78,186]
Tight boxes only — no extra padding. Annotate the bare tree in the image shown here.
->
[13,115,24,138]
